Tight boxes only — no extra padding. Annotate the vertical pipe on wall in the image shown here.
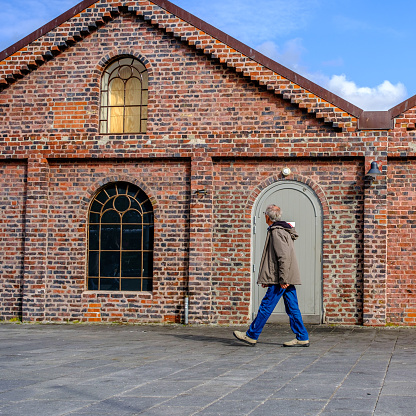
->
[184,295,189,325]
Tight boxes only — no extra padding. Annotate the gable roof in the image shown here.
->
[0,0,409,130]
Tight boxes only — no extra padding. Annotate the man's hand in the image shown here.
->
[261,283,289,289]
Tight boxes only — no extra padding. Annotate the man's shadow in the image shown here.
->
[163,332,284,347]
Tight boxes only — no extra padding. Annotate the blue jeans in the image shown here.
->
[246,285,309,341]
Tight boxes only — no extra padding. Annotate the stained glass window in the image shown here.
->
[87,182,153,291]
[100,57,148,134]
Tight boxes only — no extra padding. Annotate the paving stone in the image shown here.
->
[253,398,326,415]
[271,382,338,400]
[321,411,371,416]
[161,393,221,407]
[0,324,415,416]
[135,404,201,415]
[380,381,416,396]
[195,399,263,415]
[125,380,201,397]
[323,397,377,413]
[374,395,416,416]
[66,396,167,415]
[0,399,96,416]
[332,386,381,400]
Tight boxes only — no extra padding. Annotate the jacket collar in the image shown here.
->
[268,221,292,231]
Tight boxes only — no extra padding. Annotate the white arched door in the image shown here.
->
[252,181,323,323]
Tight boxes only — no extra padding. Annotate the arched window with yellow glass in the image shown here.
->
[87,182,154,291]
[100,57,148,134]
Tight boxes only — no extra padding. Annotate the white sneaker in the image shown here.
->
[233,331,257,346]
[283,338,310,347]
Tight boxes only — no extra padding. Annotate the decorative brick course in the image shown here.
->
[0,0,359,131]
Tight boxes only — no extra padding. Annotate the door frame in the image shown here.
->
[250,180,323,323]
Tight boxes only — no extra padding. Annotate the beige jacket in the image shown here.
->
[257,224,301,286]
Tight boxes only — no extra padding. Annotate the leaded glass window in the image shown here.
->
[100,57,148,134]
[87,182,153,291]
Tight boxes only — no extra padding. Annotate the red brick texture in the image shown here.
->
[0,0,415,326]
[387,160,416,325]
[45,160,190,323]
[363,156,388,326]
[0,162,26,319]
[211,160,365,325]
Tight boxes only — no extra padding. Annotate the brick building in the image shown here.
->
[1,0,415,326]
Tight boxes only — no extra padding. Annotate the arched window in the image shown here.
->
[87,182,154,291]
[100,57,148,134]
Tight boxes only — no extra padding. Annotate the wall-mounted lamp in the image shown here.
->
[194,189,208,196]
[282,167,291,177]
[366,161,382,178]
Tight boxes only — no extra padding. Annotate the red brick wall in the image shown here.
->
[0,162,26,319]
[45,160,190,323]
[387,160,416,325]
[385,112,416,326]
[0,1,359,131]
[1,3,411,325]
[0,14,339,143]
[212,159,365,325]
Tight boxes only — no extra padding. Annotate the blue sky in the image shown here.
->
[0,0,415,111]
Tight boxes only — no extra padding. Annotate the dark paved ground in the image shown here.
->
[1,323,415,415]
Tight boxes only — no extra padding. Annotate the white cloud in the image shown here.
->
[256,40,407,111]
[325,74,407,110]
[256,39,305,71]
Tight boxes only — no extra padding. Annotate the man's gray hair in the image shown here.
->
[265,204,282,222]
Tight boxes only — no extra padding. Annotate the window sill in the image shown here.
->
[82,290,153,295]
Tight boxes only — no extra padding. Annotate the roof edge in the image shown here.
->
[389,95,416,119]
[0,0,98,62]
[0,0,364,119]
[155,0,364,118]
[357,111,392,130]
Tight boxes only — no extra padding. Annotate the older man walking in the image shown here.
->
[233,204,309,347]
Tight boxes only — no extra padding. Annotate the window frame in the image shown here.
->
[87,182,154,292]
[99,56,148,134]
